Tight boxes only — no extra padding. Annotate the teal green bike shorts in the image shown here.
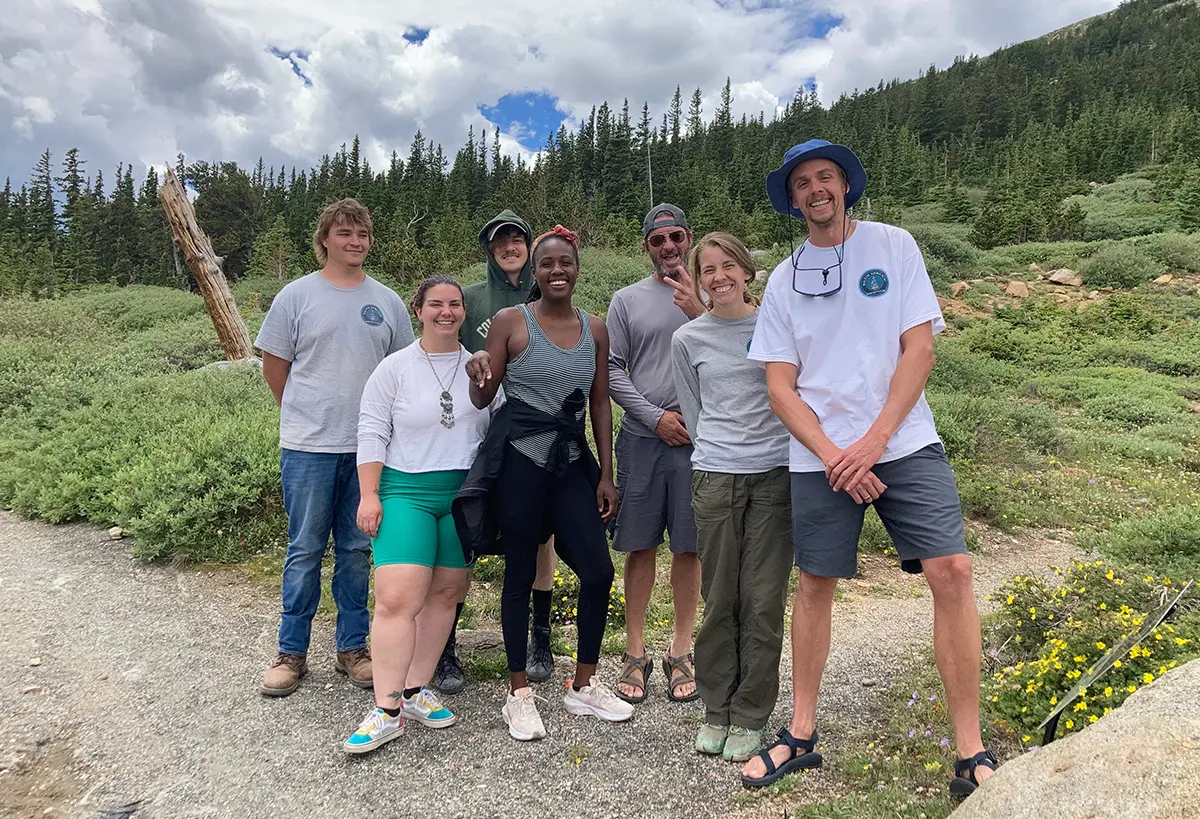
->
[372,467,469,569]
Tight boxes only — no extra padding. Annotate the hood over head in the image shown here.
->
[478,209,533,291]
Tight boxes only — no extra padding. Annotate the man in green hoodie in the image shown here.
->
[433,208,559,694]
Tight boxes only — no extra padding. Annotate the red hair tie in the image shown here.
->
[531,225,580,254]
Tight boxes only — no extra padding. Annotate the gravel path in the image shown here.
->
[0,513,1080,819]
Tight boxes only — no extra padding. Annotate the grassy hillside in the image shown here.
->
[3,216,1199,818]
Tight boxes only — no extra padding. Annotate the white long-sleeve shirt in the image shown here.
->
[357,340,502,473]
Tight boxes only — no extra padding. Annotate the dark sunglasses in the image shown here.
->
[791,256,844,297]
[647,230,687,249]
[790,217,850,298]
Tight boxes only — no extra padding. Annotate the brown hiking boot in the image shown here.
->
[260,653,307,697]
[335,647,373,689]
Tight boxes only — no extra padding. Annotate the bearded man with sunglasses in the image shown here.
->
[742,140,997,797]
[605,204,707,706]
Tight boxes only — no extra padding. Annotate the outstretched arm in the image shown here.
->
[466,308,516,409]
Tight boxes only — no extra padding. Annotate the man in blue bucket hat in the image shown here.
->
[742,139,997,797]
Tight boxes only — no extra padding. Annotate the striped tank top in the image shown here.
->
[505,303,596,468]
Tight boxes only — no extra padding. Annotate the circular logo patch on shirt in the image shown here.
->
[360,304,384,326]
[859,269,889,298]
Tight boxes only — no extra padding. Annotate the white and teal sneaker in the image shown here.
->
[343,707,403,754]
[402,687,457,728]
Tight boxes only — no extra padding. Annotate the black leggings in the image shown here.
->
[495,447,614,672]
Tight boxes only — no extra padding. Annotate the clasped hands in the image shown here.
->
[824,433,888,504]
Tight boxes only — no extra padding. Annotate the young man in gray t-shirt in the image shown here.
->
[254,199,413,698]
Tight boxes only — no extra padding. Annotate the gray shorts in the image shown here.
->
[610,428,698,554]
[790,443,966,578]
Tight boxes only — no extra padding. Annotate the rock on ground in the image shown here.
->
[951,658,1200,819]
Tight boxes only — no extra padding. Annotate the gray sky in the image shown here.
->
[0,0,1120,186]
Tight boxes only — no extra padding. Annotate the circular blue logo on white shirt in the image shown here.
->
[360,304,384,326]
[859,269,889,298]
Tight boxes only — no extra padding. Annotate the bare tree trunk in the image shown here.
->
[158,167,254,361]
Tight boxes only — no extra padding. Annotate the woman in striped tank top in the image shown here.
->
[464,226,632,741]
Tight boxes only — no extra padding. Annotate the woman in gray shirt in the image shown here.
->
[671,232,793,764]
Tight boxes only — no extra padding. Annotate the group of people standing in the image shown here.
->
[251,138,998,797]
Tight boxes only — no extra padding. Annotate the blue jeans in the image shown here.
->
[277,449,371,656]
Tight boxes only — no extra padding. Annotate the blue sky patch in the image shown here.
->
[268,47,312,86]
[403,27,430,45]
[478,91,565,151]
[808,13,844,38]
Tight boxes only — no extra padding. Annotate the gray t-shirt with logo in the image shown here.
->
[254,272,414,453]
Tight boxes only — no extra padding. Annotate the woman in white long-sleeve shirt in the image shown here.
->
[344,275,500,755]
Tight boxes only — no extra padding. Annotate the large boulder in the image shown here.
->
[952,658,1200,819]
[1047,268,1083,287]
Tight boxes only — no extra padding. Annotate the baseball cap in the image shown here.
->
[642,203,690,239]
[487,221,527,242]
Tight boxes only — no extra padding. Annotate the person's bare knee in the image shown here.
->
[797,571,838,606]
[923,554,975,600]
[428,569,469,609]
[375,583,424,620]
[670,551,700,575]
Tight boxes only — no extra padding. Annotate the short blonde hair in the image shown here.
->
[312,198,374,265]
[687,232,761,309]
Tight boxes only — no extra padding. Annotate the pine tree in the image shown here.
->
[248,215,299,279]
[28,149,56,248]
[686,87,704,140]
[29,241,56,299]
[941,185,976,223]
[1177,170,1200,231]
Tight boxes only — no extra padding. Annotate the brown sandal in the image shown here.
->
[663,650,700,702]
[615,652,651,704]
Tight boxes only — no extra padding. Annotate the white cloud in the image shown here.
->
[0,0,1122,185]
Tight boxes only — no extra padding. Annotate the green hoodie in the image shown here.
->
[460,209,534,353]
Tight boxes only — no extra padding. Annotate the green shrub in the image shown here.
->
[231,276,294,313]
[1081,394,1185,429]
[924,256,954,292]
[1079,506,1200,582]
[983,560,1198,742]
[974,240,1104,273]
[928,394,1064,462]
[1101,435,1183,464]
[908,223,979,266]
[1,363,284,562]
[1079,244,1166,289]
[1135,232,1200,273]
[549,565,625,627]
[1087,338,1200,377]
[926,341,1025,397]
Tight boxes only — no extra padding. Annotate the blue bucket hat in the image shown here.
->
[766,139,867,217]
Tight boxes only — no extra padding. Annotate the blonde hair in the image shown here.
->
[687,232,761,309]
[312,198,374,265]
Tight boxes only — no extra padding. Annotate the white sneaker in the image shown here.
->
[502,686,547,741]
[563,676,635,722]
[343,707,404,754]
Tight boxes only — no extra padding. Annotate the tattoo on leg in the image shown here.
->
[386,690,403,701]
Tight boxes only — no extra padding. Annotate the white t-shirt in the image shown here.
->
[357,340,503,473]
[748,220,945,473]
